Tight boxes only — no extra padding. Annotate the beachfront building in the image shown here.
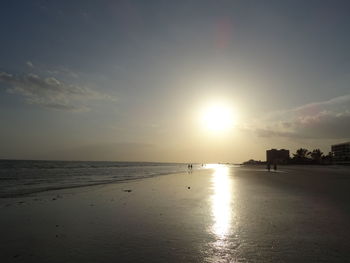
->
[331,142,350,164]
[266,149,290,164]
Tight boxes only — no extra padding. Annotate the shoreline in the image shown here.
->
[2,166,350,262]
[0,169,211,206]
[0,162,204,199]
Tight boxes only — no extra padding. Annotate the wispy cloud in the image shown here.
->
[26,61,34,68]
[24,61,80,79]
[0,71,115,112]
[245,94,350,139]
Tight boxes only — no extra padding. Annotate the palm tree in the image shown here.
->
[322,152,333,164]
[310,149,323,163]
[293,148,310,160]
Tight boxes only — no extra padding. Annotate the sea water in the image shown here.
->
[0,160,199,197]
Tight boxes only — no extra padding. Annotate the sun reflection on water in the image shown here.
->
[207,164,236,262]
[211,165,232,237]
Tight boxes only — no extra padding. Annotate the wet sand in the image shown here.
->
[1,165,350,262]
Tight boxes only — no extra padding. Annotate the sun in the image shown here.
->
[201,103,236,132]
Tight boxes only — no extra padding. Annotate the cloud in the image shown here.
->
[247,94,350,139]
[24,61,79,79]
[0,71,115,112]
[46,67,80,79]
[26,61,34,68]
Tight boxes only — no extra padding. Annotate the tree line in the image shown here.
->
[291,148,333,164]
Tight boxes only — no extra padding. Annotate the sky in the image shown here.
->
[1,0,350,163]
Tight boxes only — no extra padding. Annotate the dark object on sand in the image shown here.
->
[187,186,191,189]
[123,189,132,193]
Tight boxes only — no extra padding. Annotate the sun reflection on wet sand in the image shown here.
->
[208,164,236,262]
[211,165,232,237]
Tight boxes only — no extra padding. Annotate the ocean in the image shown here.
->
[0,160,200,198]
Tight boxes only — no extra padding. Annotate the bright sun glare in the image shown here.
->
[201,103,236,132]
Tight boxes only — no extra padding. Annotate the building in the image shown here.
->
[331,142,350,164]
[266,149,290,164]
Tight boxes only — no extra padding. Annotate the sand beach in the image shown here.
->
[1,165,350,262]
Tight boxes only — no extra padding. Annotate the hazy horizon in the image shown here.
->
[1,1,350,163]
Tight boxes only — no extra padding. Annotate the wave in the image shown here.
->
[0,160,201,198]
[0,160,186,169]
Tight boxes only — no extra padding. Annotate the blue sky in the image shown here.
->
[1,0,350,162]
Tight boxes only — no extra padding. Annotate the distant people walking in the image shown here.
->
[187,164,193,174]
[267,162,271,171]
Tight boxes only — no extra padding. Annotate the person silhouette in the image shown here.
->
[267,162,271,171]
